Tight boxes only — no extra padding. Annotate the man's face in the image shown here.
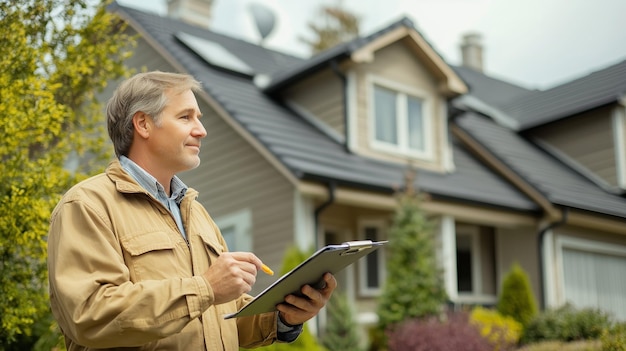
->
[148,89,206,174]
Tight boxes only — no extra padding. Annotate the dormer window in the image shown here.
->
[369,76,434,160]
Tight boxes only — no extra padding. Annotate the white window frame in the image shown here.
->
[454,224,497,305]
[214,208,252,252]
[367,75,435,160]
[357,219,387,297]
[612,105,626,189]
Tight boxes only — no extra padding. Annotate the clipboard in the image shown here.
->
[224,240,387,319]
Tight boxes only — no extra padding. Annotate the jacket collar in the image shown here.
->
[106,160,199,199]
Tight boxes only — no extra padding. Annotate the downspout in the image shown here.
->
[312,181,335,336]
[330,60,350,153]
[314,181,336,250]
[537,207,568,310]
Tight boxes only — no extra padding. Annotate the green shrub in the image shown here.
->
[521,304,612,344]
[252,245,327,351]
[497,263,537,327]
[377,180,447,333]
[601,322,626,351]
[321,292,363,351]
[470,306,522,350]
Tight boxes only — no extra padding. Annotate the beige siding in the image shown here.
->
[282,69,345,137]
[496,226,541,306]
[554,225,626,246]
[532,106,618,186]
[121,37,297,292]
[352,41,448,172]
[180,101,295,291]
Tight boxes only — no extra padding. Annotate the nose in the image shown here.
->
[193,118,207,138]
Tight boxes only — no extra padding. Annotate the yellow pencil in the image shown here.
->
[261,263,274,276]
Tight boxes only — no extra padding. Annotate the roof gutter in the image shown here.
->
[330,59,350,152]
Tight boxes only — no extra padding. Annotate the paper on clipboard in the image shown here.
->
[224,240,387,319]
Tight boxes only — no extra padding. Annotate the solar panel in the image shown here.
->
[176,32,255,77]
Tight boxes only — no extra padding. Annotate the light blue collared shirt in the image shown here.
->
[119,156,188,239]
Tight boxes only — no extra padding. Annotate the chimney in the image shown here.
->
[460,32,484,72]
[167,0,214,28]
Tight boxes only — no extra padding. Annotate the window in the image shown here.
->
[214,209,252,252]
[456,235,473,292]
[358,220,386,296]
[371,80,432,158]
[557,236,626,320]
[454,224,496,304]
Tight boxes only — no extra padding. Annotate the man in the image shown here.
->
[47,71,336,350]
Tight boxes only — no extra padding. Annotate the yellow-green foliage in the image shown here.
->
[470,306,522,349]
[601,322,626,351]
[0,0,134,345]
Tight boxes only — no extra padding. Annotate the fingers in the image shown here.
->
[276,273,337,325]
[202,252,263,305]
[228,252,263,271]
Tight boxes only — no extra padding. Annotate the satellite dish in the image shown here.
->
[248,2,276,44]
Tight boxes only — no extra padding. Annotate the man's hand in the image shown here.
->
[276,272,337,326]
[202,252,262,305]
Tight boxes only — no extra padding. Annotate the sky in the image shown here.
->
[118,0,626,90]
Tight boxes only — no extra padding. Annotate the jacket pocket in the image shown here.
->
[120,230,184,281]
[197,230,225,256]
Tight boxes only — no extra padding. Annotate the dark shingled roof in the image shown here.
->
[111,3,626,220]
[500,59,626,130]
[113,4,538,213]
[455,112,626,218]
[453,66,536,109]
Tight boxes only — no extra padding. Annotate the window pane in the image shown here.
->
[365,226,380,288]
[221,226,236,251]
[407,96,424,151]
[374,86,397,145]
[456,235,473,292]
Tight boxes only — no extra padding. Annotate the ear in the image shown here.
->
[132,111,151,139]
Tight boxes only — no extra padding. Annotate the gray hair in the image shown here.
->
[106,71,202,158]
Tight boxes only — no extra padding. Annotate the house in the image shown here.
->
[106,0,626,334]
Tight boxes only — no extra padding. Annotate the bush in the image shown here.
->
[253,245,327,351]
[497,263,537,327]
[601,322,626,351]
[521,304,613,344]
[470,306,522,350]
[377,179,447,333]
[386,312,491,351]
[321,292,363,351]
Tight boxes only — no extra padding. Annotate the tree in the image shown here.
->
[299,0,360,54]
[0,0,134,346]
[321,292,363,351]
[256,245,328,351]
[377,168,448,333]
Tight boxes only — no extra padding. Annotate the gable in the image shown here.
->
[529,104,623,191]
[350,41,448,171]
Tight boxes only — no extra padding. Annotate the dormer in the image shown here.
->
[263,18,467,173]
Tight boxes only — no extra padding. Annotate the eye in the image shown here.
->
[180,115,190,120]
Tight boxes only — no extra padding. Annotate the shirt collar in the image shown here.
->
[119,155,188,204]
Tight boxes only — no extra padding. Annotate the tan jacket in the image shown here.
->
[47,161,278,350]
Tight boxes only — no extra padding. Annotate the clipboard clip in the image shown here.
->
[340,240,373,255]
